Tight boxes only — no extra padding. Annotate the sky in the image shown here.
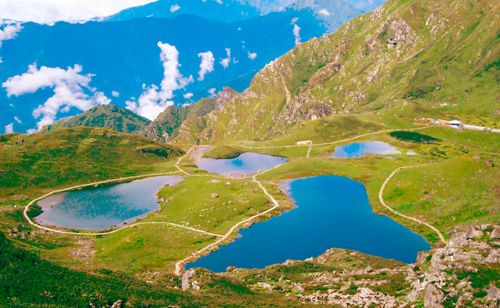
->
[0,0,158,24]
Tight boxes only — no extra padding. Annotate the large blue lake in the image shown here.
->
[333,141,400,158]
[187,175,429,272]
[35,176,183,230]
[196,152,287,175]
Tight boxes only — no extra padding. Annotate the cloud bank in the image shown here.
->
[0,0,156,24]
[126,42,193,120]
[2,64,110,131]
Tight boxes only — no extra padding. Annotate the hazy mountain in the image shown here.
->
[1,11,325,133]
[109,0,261,23]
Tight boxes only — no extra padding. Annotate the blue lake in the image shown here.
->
[35,176,183,230]
[187,175,429,272]
[196,152,287,175]
[333,141,400,158]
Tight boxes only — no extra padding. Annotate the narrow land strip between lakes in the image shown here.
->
[174,163,284,276]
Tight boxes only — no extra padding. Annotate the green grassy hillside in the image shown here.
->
[44,104,151,134]
[177,0,498,143]
[0,127,183,200]
[144,87,240,143]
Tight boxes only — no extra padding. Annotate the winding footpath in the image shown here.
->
[23,127,447,276]
[22,170,222,238]
[378,165,446,244]
[237,126,430,150]
[174,162,283,276]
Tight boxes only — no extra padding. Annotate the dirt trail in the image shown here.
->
[24,129,448,276]
[22,171,222,238]
[378,165,446,244]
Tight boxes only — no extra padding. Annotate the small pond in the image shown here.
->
[35,176,183,230]
[196,152,287,175]
[332,141,400,158]
[187,175,429,272]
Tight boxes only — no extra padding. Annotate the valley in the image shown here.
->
[0,0,498,306]
[1,120,498,306]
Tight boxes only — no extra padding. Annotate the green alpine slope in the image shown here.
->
[43,104,151,134]
[177,0,498,143]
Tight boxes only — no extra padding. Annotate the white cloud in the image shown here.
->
[111,90,120,97]
[318,8,331,16]
[291,18,301,46]
[169,4,181,13]
[0,21,22,46]
[219,48,231,69]
[183,92,193,99]
[2,64,110,131]
[247,52,257,60]
[14,116,21,123]
[293,23,301,45]
[197,51,215,81]
[126,42,193,120]
[4,123,13,134]
[0,20,22,65]
[208,88,217,97]
[0,0,157,25]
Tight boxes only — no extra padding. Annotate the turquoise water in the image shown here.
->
[35,176,183,230]
[187,176,429,272]
[333,141,400,158]
[196,152,287,175]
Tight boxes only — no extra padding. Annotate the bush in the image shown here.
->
[389,131,440,143]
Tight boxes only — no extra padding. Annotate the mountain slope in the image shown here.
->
[178,0,499,143]
[143,87,240,142]
[44,104,151,134]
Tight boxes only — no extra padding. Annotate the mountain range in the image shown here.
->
[48,0,498,145]
[1,0,387,134]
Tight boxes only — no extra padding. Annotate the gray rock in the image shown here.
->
[486,285,499,302]
[490,226,500,239]
[181,269,196,291]
[424,283,444,308]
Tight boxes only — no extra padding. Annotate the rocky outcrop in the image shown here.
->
[424,283,444,308]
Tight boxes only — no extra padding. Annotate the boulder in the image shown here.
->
[424,283,444,308]
[486,285,499,302]
[181,269,196,291]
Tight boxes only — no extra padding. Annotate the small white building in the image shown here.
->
[296,140,312,145]
[448,120,463,128]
